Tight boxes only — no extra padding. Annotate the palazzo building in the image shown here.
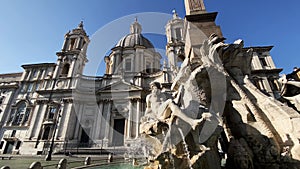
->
[0,0,283,155]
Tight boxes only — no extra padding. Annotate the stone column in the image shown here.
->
[40,69,46,80]
[27,71,32,81]
[27,104,41,139]
[76,37,82,49]
[127,100,132,139]
[110,55,115,74]
[68,56,77,78]
[104,101,112,140]
[115,53,121,71]
[74,104,83,139]
[95,102,103,140]
[53,58,62,79]
[167,47,176,71]
[99,102,108,140]
[141,53,144,72]
[136,51,140,72]
[32,103,48,139]
[266,56,276,68]
[62,38,69,51]
[21,70,29,81]
[57,102,71,140]
[135,100,141,139]
[36,69,41,79]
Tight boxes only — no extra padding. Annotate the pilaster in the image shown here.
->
[95,102,104,140]
[104,101,112,140]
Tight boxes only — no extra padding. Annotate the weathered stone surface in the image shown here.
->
[0,166,10,169]
[28,161,42,169]
[57,158,67,169]
[140,29,300,169]
[84,156,91,165]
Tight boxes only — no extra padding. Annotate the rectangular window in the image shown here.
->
[48,107,57,119]
[32,70,38,78]
[175,28,182,41]
[27,83,34,92]
[35,82,40,91]
[146,61,151,69]
[15,141,22,150]
[125,59,131,71]
[268,78,279,91]
[69,38,76,50]
[259,57,268,67]
[253,78,260,89]
[21,84,27,93]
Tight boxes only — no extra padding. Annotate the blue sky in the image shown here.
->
[0,0,299,75]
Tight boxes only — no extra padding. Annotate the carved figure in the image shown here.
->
[286,67,300,81]
[141,32,300,169]
[278,74,300,111]
[144,81,210,130]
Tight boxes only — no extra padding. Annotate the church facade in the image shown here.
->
[0,0,283,155]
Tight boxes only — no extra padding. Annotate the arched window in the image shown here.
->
[12,102,26,125]
[22,108,31,125]
[11,101,31,126]
[61,64,70,77]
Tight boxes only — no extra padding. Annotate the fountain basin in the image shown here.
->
[88,163,143,169]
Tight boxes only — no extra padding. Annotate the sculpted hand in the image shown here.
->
[201,112,212,121]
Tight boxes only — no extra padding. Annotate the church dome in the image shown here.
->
[116,34,155,49]
[115,19,155,52]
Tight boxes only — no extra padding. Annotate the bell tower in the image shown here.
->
[165,10,185,71]
[54,21,89,79]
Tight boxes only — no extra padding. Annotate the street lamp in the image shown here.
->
[45,100,63,161]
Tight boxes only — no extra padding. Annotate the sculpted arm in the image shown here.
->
[145,94,152,115]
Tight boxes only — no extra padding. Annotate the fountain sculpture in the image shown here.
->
[140,33,300,169]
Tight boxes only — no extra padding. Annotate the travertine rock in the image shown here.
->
[140,32,300,169]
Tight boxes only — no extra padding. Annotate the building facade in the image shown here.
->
[0,1,284,155]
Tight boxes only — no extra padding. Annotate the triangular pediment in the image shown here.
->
[97,80,142,93]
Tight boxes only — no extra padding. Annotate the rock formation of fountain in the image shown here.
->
[140,33,300,169]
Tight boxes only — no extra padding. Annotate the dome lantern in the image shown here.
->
[130,18,142,34]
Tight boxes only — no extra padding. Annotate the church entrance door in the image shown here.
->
[80,128,90,147]
[112,119,125,146]
[3,141,14,154]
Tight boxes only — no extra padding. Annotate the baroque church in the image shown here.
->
[0,0,285,155]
